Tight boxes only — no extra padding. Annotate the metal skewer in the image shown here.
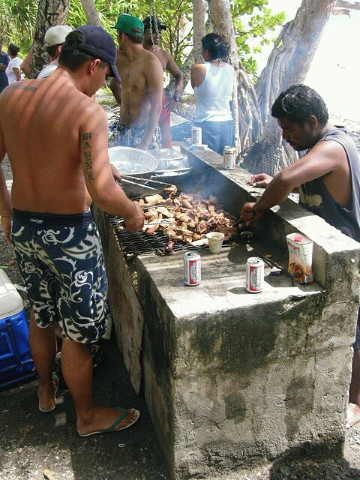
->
[123,175,172,187]
[121,178,157,191]
[142,204,176,211]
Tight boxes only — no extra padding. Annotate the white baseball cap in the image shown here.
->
[44,25,73,47]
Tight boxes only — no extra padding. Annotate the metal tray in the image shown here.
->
[151,170,192,184]
[108,146,159,177]
[150,148,190,173]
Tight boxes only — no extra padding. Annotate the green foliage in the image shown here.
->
[232,0,285,80]
[0,0,38,53]
[65,0,193,66]
[0,0,286,78]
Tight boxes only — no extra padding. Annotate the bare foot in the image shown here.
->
[37,376,58,413]
[346,403,360,428]
[77,407,140,437]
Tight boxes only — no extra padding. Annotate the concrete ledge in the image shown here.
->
[94,144,360,478]
[138,247,352,478]
[182,144,360,296]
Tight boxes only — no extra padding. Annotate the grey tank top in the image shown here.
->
[299,128,360,242]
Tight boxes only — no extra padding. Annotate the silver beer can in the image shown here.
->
[184,252,201,286]
[246,257,264,293]
[223,146,236,169]
[191,126,202,145]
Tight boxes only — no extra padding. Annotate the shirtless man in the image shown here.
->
[142,16,183,148]
[109,13,163,150]
[240,84,360,428]
[0,25,144,437]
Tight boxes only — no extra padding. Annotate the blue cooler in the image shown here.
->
[0,269,36,388]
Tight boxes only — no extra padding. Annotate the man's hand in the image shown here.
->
[247,173,273,188]
[110,163,122,183]
[164,97,176,113]
[240,202,264,226]
[123,201,144,232]
[1,215,11,244]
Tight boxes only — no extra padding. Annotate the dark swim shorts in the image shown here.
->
[11,209,110,344]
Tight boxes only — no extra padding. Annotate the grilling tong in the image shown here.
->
[121,175,172,195]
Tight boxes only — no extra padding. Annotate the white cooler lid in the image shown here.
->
[0,269,24,319]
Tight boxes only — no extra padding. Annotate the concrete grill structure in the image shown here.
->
[93,144,360,479]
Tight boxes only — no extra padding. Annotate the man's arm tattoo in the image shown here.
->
[81,132,94,181]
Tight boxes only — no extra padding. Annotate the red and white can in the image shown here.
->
[191,126,202,145]
[184,252,201,286]
[246,257,264,293]
[286,233,314,285]
[223,146,236,169]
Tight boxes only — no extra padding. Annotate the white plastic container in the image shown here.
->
[0,269,35,387]
[206,232,225,253]
[0,268,24,319]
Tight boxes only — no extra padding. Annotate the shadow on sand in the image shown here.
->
[269,444,360,480]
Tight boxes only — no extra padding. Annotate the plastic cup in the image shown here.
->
[206,232,225,254]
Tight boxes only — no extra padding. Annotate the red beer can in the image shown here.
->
[246,257,264,293]
[184,252,201,286]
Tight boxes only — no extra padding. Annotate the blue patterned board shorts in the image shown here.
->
[11,209,110,344]
[108,119,161,150]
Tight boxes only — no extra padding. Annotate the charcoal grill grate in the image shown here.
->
[109,215,205,256]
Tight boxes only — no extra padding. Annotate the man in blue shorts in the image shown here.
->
[0,26,144,436]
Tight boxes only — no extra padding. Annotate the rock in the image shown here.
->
[43,469,59,480]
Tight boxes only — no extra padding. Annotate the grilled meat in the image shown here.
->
[141,192,237,245]
[164,185,177,196]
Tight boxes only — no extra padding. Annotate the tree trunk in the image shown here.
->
[180,49,195,93]
[192,0,207,63]
[80,0,102,27]
[242,0,337,175]
[207,0,262,152]
[31,0,70,78]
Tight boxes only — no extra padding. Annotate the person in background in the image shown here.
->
[191,33,235,155]
[0,25,143,437]
[142,16,183,148]
[5,43,22,84]
[20,44,34,78]
[109,13,163,150]
[0,39,9,93]
[240,84,360,428]
[38,25,73,79]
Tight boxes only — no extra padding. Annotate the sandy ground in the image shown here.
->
[1,113,360,479]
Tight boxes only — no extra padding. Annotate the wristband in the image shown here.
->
[172,95,180,102]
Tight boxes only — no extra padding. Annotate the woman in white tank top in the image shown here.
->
[191,33,234,155]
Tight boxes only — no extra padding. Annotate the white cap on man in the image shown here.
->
[44,25,73,47]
